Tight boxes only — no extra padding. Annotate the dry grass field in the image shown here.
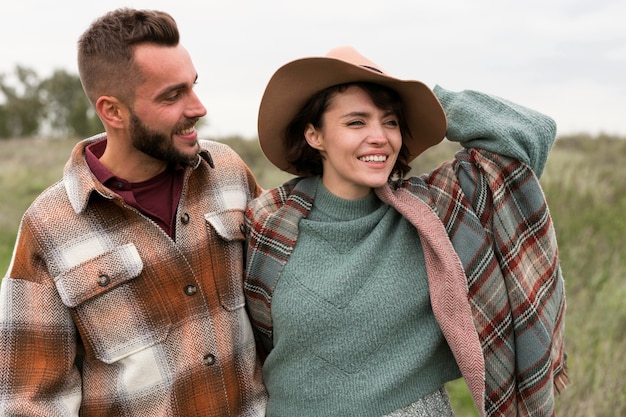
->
[1,134,624,416]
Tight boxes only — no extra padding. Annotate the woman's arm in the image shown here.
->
[434,85,557,178]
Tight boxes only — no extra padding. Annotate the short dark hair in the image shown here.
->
[284,82,412,178]
[77,8,179,106]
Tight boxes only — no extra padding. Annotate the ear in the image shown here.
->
[304,123,324,151]
[95,96,126,129]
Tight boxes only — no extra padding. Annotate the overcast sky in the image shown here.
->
[1,0,624,139]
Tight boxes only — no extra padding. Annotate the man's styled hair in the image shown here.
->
[77,8,179,106]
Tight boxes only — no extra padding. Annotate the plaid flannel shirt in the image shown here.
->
[0,135,267,416]
[244,87,568,416]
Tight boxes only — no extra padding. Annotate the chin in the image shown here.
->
[368,175,392,188]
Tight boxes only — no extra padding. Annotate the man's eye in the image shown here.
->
[166,92,182,101]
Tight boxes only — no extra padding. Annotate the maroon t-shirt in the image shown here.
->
[85,139,185,239]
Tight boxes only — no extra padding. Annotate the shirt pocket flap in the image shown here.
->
[205,209,245,241]
[54,243,144,308]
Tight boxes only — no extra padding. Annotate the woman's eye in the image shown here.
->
[385,119,399,127]
[346,120,365,126]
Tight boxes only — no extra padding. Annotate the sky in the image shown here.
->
[1,0,624,139]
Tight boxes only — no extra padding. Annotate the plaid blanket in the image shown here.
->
[245,148,568,417]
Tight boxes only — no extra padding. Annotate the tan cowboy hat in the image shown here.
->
[257,46,447,175]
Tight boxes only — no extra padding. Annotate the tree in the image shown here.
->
[0,105,10,138]
[0,66,102,140]
[0,66,44,139]
[39,69,102,138]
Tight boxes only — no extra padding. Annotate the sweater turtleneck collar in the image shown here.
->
[309,178,383,222]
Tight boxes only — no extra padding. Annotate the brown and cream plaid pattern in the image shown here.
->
[0,135,267,416]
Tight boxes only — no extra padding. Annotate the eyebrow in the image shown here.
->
[341,109,396,119]
[341,111,369,119]
[154,74,199,101]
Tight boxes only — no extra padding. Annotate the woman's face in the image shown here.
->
[305,85,402,200]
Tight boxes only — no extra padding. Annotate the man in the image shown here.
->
[0,8,266,416]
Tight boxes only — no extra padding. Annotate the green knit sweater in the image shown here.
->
[263,180,461,417]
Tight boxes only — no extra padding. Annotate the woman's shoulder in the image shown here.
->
[247,176,316,218]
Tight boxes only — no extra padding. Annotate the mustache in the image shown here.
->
[176,117,201,132]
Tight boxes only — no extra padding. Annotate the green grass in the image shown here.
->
[541,136,626,416]
[0,137,75,273]
[1,134,625,415]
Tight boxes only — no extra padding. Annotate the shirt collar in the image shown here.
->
[64,134,211,214]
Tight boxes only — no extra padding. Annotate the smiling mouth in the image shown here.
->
[358,155,387,162]
[176,126,195,136]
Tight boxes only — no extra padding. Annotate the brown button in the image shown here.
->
[180,213,190,224]
[203,353,216,366]
[97,274,110,287]
[184,284,197,296]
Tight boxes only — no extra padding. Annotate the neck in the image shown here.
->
[99,138,168,183]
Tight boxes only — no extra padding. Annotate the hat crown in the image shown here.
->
[326,46,388,75]
[258,46,447,176]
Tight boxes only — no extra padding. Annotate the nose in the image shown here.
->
[366,122,388,144]
[186,90,207,118]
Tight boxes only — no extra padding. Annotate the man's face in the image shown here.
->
[129,43,207,166]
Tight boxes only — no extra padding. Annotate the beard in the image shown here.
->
[129,112,200,166]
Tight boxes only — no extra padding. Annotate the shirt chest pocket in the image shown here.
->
[54,243,172,364]
[205,209,246,311]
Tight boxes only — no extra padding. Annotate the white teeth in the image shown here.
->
[178,126,195,135]
[359,155,387,162]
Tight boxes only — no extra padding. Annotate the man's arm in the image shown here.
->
[0,220,82,416]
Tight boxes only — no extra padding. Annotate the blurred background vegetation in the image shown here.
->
[1,64,624,416]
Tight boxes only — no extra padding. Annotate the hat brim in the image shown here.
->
[258,56,447,175]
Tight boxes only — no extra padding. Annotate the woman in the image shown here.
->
[245,46,568,417]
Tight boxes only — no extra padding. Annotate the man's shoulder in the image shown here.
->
[199,139,240,160]
[16,180,79,242]
[197,139,252,175]
[25,180,70,215]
